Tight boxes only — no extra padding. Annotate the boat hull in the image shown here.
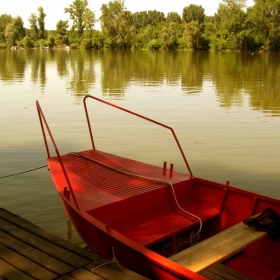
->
[36,96,280,280]
[59,194,204,280]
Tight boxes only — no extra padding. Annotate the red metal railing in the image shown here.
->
[36,101,80,210]
[83,95,193,177]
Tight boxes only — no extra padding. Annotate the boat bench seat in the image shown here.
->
[169,219,267,272]
[93,184,219,247]
[114,203,218,247]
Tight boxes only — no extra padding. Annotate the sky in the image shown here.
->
[1,0,254,30]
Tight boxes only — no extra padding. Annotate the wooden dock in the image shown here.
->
[0,207,257,280]
[0,208,147,280]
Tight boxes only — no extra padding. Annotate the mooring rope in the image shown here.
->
[0,165,48,179]
[92,247,121,273]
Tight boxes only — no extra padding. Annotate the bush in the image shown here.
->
[147,39,161,50]
[92,31,104,49]
[20,36,34,48]
[81,37,92,49]
[70,42,79,49]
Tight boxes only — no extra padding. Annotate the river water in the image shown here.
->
[0,49,280,244]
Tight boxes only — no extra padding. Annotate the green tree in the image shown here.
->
[181,5,206,49]
[208,0,247,50]
[100,0,133,48]
[83,9,96,31]
[228,10,254,51]
[92,30,103,48]
[56,20,69,36]
[55,20,69,46]
[38,7,46,39]
[147,10,165,26]
[132,11,150,30]
[161,22,182,49]
[179,21,200,49]
[131,24,152,49]
[80,9,96,48]
[21,36,33,48]
[4,16,25,47]
[182,4,205,24]
[166,12,182,24]
[4,23,16,47]
[65,0,95,36]
[0,14,12,43]
[248,0,280,51]
[28,13,38,41]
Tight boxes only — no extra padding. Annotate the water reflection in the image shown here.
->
[210,52,280,115]
[0,50,26,82]
[0,49,280,116]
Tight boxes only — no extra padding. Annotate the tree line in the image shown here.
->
[1,0,280,52]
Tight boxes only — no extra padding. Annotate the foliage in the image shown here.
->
[20,36,33,48]
[247,0,280,51]
[132,11,151,29]
[28,13,38,41]
[4,16,25,48]
[65,0,95,36]
[166,12,182,24]
[160,22,182,50]
[0,14,13,43]
[147,39,161,50]
[55,20,69,47]
[38,7,46,39]
[182,4,205,24]
[100,0,133,48]
[92,30,104,49]
[1,0,280,51]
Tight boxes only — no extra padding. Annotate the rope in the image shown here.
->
[92,247,121,273]
[0,165,48,179]
[70,152,202,237]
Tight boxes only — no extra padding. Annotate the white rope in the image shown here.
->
[70,152,202,237]
[92,247,121,273]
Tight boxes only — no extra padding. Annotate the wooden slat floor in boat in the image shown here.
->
[0,208,147,280]
[199,263,253,280]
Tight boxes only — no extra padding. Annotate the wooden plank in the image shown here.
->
[200,263,253,280]
[0,259,33,280]
[0,208,147,280]
[69,268,104,280]
[86,259,148,280]
[0,244,56,280]
[199,269,225,280]
[170,221,267,272]
[0,208,99,261]
[56,276,76,280]
[0,229,73,275]
[0,217,89,268]
[213,263,253,279]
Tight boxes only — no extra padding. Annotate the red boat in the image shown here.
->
[37,95,280,280]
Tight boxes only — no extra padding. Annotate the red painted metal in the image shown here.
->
[36,101,80,210]
[37,96,280,280]
[163,161,167,175]
[83,95,193,178]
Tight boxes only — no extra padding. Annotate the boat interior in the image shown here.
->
[49,148,280,280]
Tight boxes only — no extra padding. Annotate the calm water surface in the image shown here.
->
[1,49,280,244]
